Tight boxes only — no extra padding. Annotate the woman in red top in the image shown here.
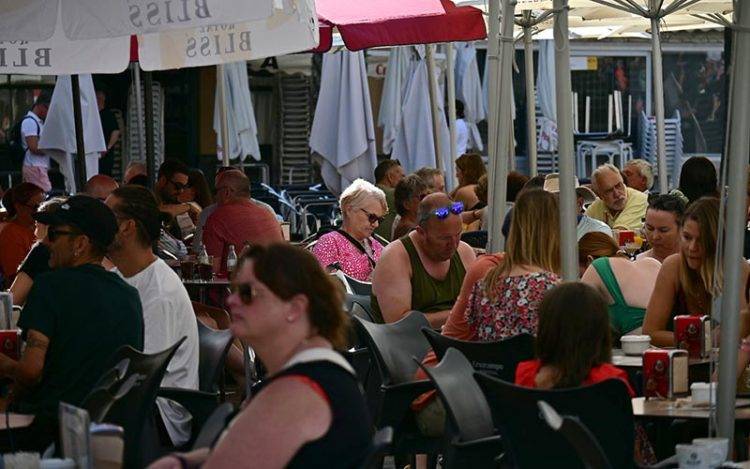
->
[515,281,634,396]
[0,183,44,288]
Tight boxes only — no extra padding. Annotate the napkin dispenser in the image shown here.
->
[643,349,689,399]
[674,315,712,359]
[0,329,20,360]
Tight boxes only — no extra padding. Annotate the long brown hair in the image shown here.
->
[536,282,612,388]
[679,197,721,309]
[240,243,349,349]
[483,189,560,297]
[454,153,486,186]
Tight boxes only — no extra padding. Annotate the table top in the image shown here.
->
[632,397,750,420]
[612,349,712,368]
[181,277,230,286]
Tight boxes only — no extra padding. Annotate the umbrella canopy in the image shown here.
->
[213,62,261,162]
[454,42,486,152]
[310,50,378,195]
[315,0,486,51]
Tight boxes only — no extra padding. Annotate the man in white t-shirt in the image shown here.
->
[455,100,469,157]
[105,185,199,447]
[21,93,52,192]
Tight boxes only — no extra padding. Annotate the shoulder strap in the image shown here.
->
[281,348,355,376]
[400,235,422,270]
[592,257,627,305]
[335,229,375,268]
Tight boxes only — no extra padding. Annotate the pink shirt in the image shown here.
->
[312,231,383,281]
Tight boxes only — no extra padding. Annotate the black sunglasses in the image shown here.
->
[47,228,80,242]
[169,179,191,191]
[360,208,385,225]
[231,283,254,305]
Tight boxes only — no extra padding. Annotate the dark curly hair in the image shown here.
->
[239,243,349,350]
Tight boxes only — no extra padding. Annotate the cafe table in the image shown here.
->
[182,277,231,305]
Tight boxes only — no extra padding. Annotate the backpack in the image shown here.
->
[8,115,40,167]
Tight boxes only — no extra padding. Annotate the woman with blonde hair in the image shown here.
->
[450,153,486,208]
[312,178,387,281]
[643,197,750,347]
[579,232,661,338]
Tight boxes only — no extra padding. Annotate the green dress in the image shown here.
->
[592,257,646,336]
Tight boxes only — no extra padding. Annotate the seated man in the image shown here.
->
[154,159,200,239]
[373,159,404,240]
[371,193,476,328]
[106,185,199,447]
[204,170,283,266]
[415,167,446,193]
[0,196,144,451]
[83,174,119,202]
[622,159,653,193]
[585,163,647,231]
[542,173,613,240]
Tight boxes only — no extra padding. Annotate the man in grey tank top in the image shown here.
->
[371,193,476,328]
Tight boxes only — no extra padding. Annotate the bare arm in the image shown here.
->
[24,136,45,155]
[0,330,49,395]
[160,203,191,218]
[642,255,680,347]
[372,242,413,323]
[106,130,120,151]
[457,241,477,268]
[9,272,33,306]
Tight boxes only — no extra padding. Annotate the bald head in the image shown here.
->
[215,169,250,204]
[123,162,147,184]
[417,192,455,226]
[84,175,119,201]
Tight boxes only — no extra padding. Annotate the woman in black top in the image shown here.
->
[9,197,65,305]
[149,243,371,469]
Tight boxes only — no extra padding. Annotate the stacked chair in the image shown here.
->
[639,110,684,188]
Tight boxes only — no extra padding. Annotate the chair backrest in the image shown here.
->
[422,329,535,381]
[475,374,634,469]
[538,401,614,469]
[101,337,187,468]
[353,312,431,385]
[360,427,394,469]
[343,274,373,296]
[417,348,495,442]
[192,301,231,329]
[191,402,235,450]
[197,321,234,393]
[83,372,141,423]
[460,230,488,249]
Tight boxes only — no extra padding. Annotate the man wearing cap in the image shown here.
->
[543,173,613,240]
[106,185,199,447]
[20,92,52,193]
[586,163,648,231]
[0,195,143,451]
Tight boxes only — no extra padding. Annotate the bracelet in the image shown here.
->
[740,337,750,353]
[171,453,189,469]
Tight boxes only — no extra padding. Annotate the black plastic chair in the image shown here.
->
[191,402,236,450]
[361,426,394,469]
[538,400,614,469]
[343,274,373,296]
[422,329,535,381]
[353,312,440,462]
[83,372,141,424]
[99,337,187,468]
[416,348,504,468]
[460,230,488,249]
[475,374,635,469]
[197,321,234,396]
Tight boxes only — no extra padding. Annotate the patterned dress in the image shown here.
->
[464,271,560,341]
[312,231,384,281]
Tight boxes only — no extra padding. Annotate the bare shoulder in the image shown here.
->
[379,238,408,264]
[631,256,662,273]
[457,241,477,266]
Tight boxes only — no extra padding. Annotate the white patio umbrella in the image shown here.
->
[309,50,378,195]
[454,42,486,152]
[38,75,106,193]
[213,61,261,163]
[378,47,410,155]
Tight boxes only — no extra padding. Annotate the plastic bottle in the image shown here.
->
[226,244,238,273]
[198,244,210,266]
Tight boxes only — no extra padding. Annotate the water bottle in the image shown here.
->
[0,292,12,329]
[198,244,210,266]
[226,244,238,273]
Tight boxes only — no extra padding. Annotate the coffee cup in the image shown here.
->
[692,438,728,467]
[676,444,711,469]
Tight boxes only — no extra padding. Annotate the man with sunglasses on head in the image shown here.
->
[0,196,143,452]
[371,193,475,327]
[106,185,199,448]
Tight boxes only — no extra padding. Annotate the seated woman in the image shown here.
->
[9,197,66,306]
[515,282,634,395]
[150,244,371,468]
[312,179,386,281]
[579,232,661,338]
[391,174,430,240]
[178,169,213,211]
[0,182,45,289]
[643,197,750,347]
[450,153,486,209]
[637,194,686,263]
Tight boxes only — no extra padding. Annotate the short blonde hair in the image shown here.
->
[626,159,654,190]
[339,179,387,215]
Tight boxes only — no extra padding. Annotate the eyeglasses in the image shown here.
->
[169,179,191,192]
[47,228,80,242]
[360,208,385,225]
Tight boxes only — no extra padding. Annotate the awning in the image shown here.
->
[314,0,486,52]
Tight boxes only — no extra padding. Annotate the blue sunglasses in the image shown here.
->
[420,201,464,223]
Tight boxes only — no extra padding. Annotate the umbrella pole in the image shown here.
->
[553,0,578,281]
[649,2,668,193]
[131,63,146,164]
[144,71,156,188]
[523,21,538,176]
[485,0,501,249]
[487,0,516,253]
[425,44,444,173]
[218,64,231,167]
[717,0,750,444]
[446,43,458,187]
[71,75,87,193]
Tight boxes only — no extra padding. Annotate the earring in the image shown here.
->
[286,316,294,323]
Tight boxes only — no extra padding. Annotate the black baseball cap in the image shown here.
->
[34,195,118,249]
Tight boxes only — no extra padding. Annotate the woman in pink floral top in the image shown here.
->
[313,179,387,281]
[464,189,562,340]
